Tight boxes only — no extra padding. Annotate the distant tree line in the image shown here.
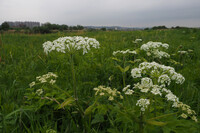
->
[0,22,84,33]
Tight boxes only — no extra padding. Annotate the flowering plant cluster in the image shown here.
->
[93,85,123,101]
[133,38,142,43]
[131,61,185,85]
[122,85,134,95]
[140,41,170,59]
[43,36,100,55]
[28,72,58,96]
[25,72,69,110]
[29,72,58,87]
[178,50,188,55]
[136,98,150,111]
[113,49,137,56]
[128,61,197,122]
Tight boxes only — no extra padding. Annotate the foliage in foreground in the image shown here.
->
[0,30,200,132]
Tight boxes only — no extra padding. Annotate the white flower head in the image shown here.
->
[36,89,43,96]
[113,49,137,56]
[131,68,142,78]
[140,41,170,59]
[29,81,35,88]
[43,36,100,55]
[151,85,162,96]
[136,98,150,111]
[141,77,153,88]
[158,74,171,86]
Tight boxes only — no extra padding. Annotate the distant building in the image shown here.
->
[6,21,40,29]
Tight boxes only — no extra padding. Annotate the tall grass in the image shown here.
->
[0,29,200,132]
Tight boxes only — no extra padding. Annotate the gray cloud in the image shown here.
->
[0,0,200,27]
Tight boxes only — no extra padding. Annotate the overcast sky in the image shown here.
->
[0,0,200,27]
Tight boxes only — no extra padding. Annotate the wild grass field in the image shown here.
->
[0,29,200,133]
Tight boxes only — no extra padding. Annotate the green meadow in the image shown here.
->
[0,29,200,132]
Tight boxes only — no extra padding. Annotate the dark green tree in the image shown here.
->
[1,22,10,30]
[77,25,84,30]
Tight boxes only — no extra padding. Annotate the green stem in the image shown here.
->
[70,53,88,132]
[122,55,126,87]
[71,54,77,100]
[139,112,144,133]
[53,85,71,97]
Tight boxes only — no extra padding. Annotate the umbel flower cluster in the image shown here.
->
[131,61,185,85]
[122,85,134,95]
[133,38,142,43]
[128,61,197,122]
[140,41,170,59]
[136,98,150,111]
[113,49,137,56]
[43,36,100,55]
[94,85,123,101]
[29,72,58,96]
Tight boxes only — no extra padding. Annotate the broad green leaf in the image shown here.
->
[84,102,97,116]
[116,65,124,73]
[111,57,121,62]
[124,65,130,72]
[146,120,167,126]
[59,97,74,109]
[128,60,135,64]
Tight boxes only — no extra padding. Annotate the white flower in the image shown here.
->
[165,92,179,102]
[29,81,35,88]
[122,85,131,92]
[133,39,142,43]
[108,96,114,101]
[131,68,142,78]
[113,49,137,56]
[50,79,56,85]
[158,74,171,86]
[136,98,150,111]
[43,36,100,55]
[178,51,188,54]
[151,85,162,96]
[140,41,170,59]
[100,92,105,96]
[125,89,134,95]
[191,116,198,122]
[137,62,185,85]
[180,113,187,119]
[141,77,153,88]
[36,89,43,96]
[93,86,123,100]
[133,78,153,93]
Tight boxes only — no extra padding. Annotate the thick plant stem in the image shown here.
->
[122,55,126,87]
[70,54,77,101]
[139,112,144,133]
[70,54,88,132]
[70,54,84,114]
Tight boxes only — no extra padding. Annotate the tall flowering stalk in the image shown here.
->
[112,49,137,87]
[43,36,99,96]
[42,36,100,118]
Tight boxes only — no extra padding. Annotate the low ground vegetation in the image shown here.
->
[0,29,200,132]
